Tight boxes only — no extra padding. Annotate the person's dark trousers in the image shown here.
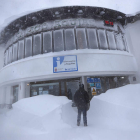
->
[77,108,87,125]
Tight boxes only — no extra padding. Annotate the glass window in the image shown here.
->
[33,34,42,56]
[9,46,13,63]
[107,31,116,50]
[25,36,32,58]
[31,83,59,96]
[54,30,64,52]
[61,81,65,96]
[13,86,19,103]
[13,43,18,62]
[18,40,24,60]
[65,29,76,50]
[115,33,125,51]
[5,50,9,65]
[98,29,108,50]
[122,35,128,51]
[43,31,52,53]
[87,28,98,49]
[4,53,6,66]
[76,28,88,49]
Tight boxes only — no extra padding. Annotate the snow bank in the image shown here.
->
[12,95,70,117]
[95,84,140,110]
[0,84,140,140]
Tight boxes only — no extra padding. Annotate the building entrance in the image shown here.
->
[30,78,80,99]
[13,86,19,103]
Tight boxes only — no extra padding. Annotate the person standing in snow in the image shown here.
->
[74,84,90,126]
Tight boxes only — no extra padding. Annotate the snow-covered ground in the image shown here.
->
[0,84,140,140]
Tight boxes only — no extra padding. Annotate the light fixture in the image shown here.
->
[27,84,30,86]
[117,16,122,19]
[100,11,105,15]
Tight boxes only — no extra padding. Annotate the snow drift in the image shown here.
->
[0,84,140,140]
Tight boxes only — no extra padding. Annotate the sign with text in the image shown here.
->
[53,55,78,73]
[96,83,101,89]
[104,20,114,27]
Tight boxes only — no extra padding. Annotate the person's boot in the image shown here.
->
[77,122,80,126]
[84,123,87,126]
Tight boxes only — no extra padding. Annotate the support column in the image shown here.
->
[81,76,87,91]
[5,86,12,109]
[18,82,26,100]
[0,87,6,109]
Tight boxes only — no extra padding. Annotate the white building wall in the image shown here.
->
[0,50,137,87]
[125,20,140,83]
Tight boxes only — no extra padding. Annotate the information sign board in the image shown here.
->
[96,83,101,89]
[53,55,78,73]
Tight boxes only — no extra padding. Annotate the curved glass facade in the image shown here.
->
[4,27,128,66]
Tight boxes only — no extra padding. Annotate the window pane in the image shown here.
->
[65,29,76,50]
[6,50,9,65]
[87,28,98,49]
[98,29,108,50]
[54,30,64,52]
[115,33,125,51]
[107,31,116,50]
[33,34,42,56]
[43,31,52,53]
[4,53,6,66]
[13,43,18,62]
[122,35,128,51]
[9,46,13,63]
[25,36,32,58]
[18,40,24,60]
[76,28,87,49]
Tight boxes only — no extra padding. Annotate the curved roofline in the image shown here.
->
[0,6,126,44]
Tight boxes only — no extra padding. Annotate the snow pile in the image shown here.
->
[95,84,140,110]
[12,95,70,117]
[0,84,140,140]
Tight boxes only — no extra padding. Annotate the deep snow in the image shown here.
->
[0,84,140,140]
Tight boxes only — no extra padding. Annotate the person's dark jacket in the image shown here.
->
[74,87,89,109]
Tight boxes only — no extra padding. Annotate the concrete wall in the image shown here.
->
[125,20,140,83]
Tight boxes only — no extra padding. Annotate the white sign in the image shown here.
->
[53,55,78,73]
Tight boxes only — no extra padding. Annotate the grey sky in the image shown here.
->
[0,0,140,28]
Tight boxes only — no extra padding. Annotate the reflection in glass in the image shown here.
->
[98,29,108,50]
[65,29,76,50]
[25,36,32,58]
[18,40,24,60]
[107,31,116,50]
[54,30,64,52]
[87,28,98,49]
[6,50,9,65]
[31,83,59,96]
[115,33,125,51]
[13,43,18,62]
[43,32,52,53]
[9,46,13,63]
[76,28,88,49]
[33,34,42,56]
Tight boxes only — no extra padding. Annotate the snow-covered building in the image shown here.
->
[0,6,139,109]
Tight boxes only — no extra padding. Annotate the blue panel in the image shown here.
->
[96,83,101,89]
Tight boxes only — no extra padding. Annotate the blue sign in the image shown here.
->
[87,78,94,83]
[93,78,100,83]
[90,83,94,87]
[53,55,78,73]
[96,83,101,89]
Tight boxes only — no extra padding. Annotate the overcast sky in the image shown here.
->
[0,0,140,29]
